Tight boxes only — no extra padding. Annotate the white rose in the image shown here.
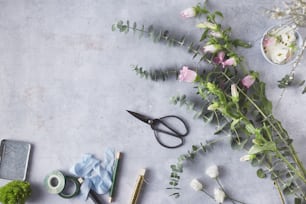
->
[280,30,296,45]
[268,44,290,64]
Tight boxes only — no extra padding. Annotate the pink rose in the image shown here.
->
[180,7,196,18]
[179,66,197,82]
[241,74,256,89]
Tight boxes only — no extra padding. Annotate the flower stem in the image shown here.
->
[215,178,247,204]
[274,180,286,204]
[200,189,215,201]
[221,72,306,182]
[241,87,306,182]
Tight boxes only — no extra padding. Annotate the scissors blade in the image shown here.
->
[126,110,152,124]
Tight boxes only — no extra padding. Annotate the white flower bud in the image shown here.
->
[231,84,239,103]
[190,179,203,191]
[205,165,219,179]
[240,154,255,162]
[214,188,226,203]
[180,7,196,18]
[197,22,218,30]
[210,31,223,38]
[207,102,219,111]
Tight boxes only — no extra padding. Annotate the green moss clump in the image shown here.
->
[0,180,31,204]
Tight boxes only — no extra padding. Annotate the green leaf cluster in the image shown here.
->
[0,181,31,204]
[133,65,178,81]
[167,141,217,198]
[112,20,202,58]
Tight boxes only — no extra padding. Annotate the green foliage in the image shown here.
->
[257,168,267,178]
[112,20,202,58]
[167,141,218,198]
[133,65,179,81]
[0,181,31,204]
[278,74,294,88]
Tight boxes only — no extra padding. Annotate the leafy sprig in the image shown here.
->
[167,140,220,198]
[133,65,179,81]
[112,21,202,58]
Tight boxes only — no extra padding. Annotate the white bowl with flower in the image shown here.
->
[261,24,303,65]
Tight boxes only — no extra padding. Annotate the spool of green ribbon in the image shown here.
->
[44,170,81,199]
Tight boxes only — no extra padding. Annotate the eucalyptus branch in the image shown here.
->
[133,65,179,81]
[274,180,286,204]
[112,20,202,58]
[168,138,224,198]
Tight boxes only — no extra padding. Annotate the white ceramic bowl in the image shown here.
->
[261,25,303,66]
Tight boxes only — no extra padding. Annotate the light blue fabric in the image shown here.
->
[70,149,115,200]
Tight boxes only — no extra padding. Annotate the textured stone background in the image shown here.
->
[0,0,306,203]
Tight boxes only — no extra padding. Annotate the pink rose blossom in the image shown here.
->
[180,7,196,18]
[179,66,197,82]
[241,74,256,89]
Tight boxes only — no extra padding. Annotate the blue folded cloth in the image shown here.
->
[70,149,115,200]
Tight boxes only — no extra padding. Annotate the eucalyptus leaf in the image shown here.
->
[294,197,302,204]
[257,168,267,178]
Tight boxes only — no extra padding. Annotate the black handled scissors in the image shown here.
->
[127,110,189,149]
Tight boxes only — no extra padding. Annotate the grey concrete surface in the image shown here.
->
[0,0,306,203]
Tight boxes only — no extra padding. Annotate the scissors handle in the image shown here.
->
[150,115,189,148]
[153,130,184,148]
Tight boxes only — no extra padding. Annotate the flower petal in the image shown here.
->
[223,57,237,67]
[213,51,225,64]
[241,75,256,89]
[179,66,197,82]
